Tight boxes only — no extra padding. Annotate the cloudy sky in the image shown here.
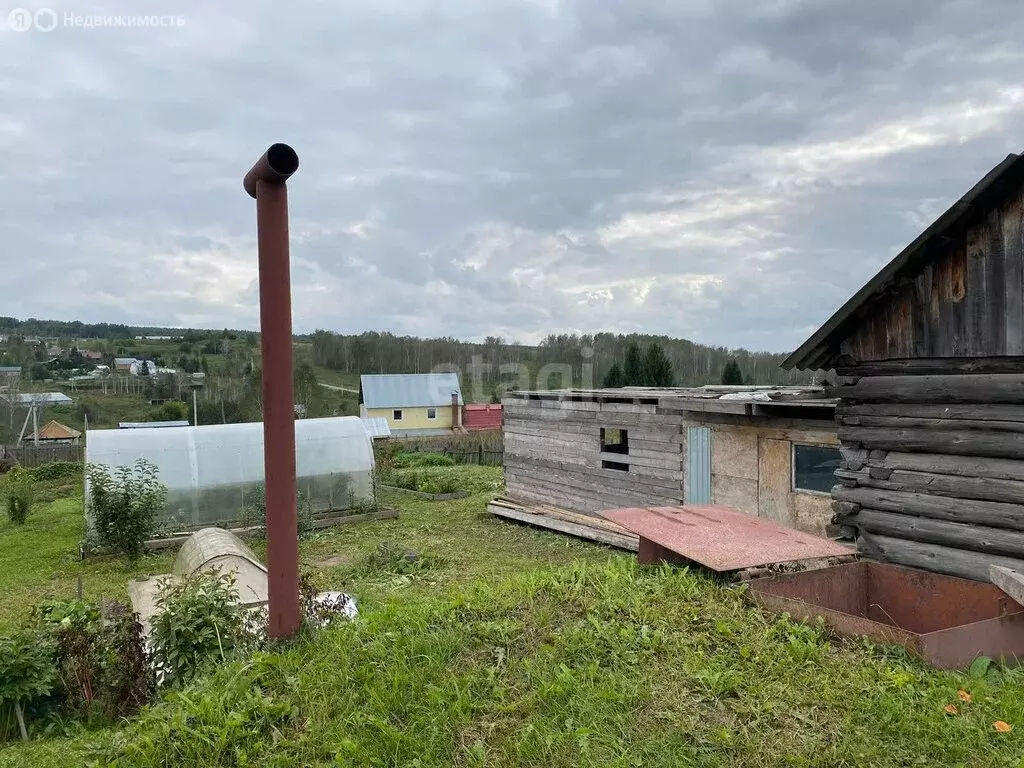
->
[1,0,1022,351]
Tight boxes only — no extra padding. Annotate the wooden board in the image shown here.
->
[990,565,1024,606]
[487,499,639,551]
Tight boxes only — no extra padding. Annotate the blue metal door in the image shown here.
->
[686,427,711,504]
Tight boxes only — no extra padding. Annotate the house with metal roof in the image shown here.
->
[359,373,464,437]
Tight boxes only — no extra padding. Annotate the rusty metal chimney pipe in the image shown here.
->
[244,143,301,639]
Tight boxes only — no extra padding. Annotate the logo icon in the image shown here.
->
[34,7,56,31]
[7,7,32,31]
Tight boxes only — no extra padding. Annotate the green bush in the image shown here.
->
[34,599,155,721]
[392,452,455,468]
[1,467,35,525]
[29,461,84,483]
[0,629,56,741]
[147,401,188,422]
[150,568,244,689]
[86,459,167,561]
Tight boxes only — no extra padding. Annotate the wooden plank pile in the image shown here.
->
[833,373,1024,581]
[488,496,639,551]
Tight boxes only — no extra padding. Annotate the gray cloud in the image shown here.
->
[1,0,1022,350]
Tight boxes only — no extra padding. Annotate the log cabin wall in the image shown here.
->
[832,371,1024,582]
[785,154,1024,581]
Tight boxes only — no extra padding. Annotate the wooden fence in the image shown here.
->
[1,443,84,468]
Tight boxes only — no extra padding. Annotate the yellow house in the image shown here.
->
[359,373,464,437]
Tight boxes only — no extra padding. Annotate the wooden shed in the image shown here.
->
[784,153,1024,581]
[503,386,840,536]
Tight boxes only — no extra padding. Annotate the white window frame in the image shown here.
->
[427,407,437,420]
[791,442,841,496]
[392,409,403,421]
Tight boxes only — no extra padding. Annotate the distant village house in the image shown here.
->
[30,420,82,445]
[360,373,464,437]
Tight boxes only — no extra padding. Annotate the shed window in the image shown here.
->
[601,428,629,455]
[427,408,437,420]
[393,409,403,421]
[793,444,842,494]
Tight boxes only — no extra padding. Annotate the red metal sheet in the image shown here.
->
[602,504,854,572]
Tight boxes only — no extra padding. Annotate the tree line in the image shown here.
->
[0,317,255,342]
[312,330,814,390]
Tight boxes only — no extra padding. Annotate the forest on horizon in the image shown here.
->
[0,317,816,390]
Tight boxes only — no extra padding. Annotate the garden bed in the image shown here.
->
[143,508,400,551]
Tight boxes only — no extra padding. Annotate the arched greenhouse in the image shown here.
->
[85,417,376,533]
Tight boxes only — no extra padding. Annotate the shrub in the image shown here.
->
[1,467,35,524]
[30,461,84,483]
[0,629,57,741]
[150,568,244,689]
[34,600,102,717]
[86,459,167,561]
[34,599,155,721]
[93,602,156,718]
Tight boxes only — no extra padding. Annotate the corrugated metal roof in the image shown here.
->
[0,366,22,374]
[114,357,137,365]
[360,373,463,409]
[360,417,392,439]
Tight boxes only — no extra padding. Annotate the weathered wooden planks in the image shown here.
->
[837,357,1024,377]
[838,415,1024,433]
[852,509,1024,558]
[838,374,1024,404]
[858,532,1024,582]
[989,565,1024,606]
[488,500,640,551]
[832,485,1024,531]
[837,403,1024,421]
[837,427,1024,459]
[864,451,1024,482]
[834,467,1024,505]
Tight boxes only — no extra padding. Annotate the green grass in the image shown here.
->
[0,482,176,635]
[3,467,1024,766]
[309,364,361,392]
